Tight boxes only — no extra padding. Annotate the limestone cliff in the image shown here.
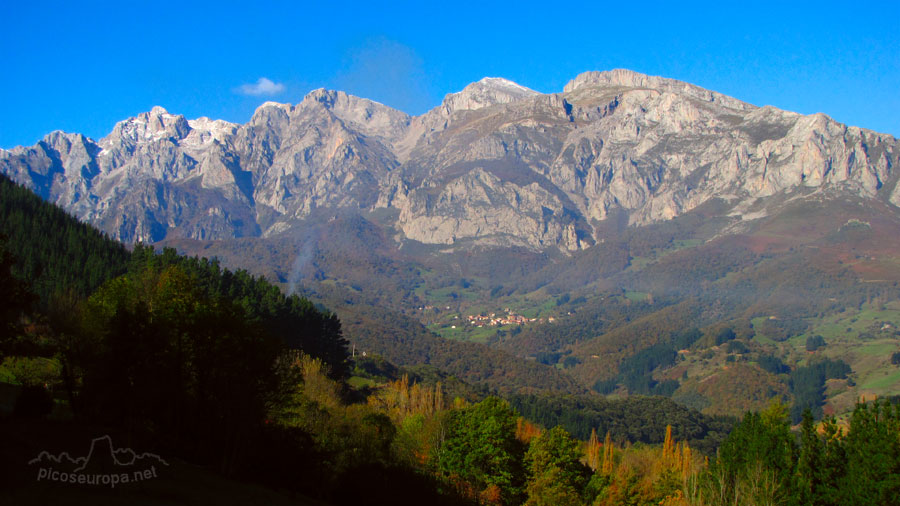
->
[2,70,897,250]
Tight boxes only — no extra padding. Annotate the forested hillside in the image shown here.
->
[152,189,900,423]
[0,173,130,304]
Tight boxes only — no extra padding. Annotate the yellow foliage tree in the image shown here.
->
[516,416,542,443]
[586,427,602,471]
[367,374,446,423]
[602,431,615,474]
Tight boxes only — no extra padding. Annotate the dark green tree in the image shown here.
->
[76,264,282,471]
[837,400,900,505]
[715,327,737,345]
[128,245,350,378]
[806,335,826,352]
[0,241,35,355]
[437,396,525,504]
[790,359,851,423]
[0,174,129,306]
[713,401,796,504]
[524,426,590,505]
[794,409,826,505]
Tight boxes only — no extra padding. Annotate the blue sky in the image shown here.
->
[1,1,898,148]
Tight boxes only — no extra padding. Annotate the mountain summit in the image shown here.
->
[440,77,539,114]
[1,70,897,250]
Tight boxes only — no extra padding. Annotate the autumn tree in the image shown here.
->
[367,374,447,467]
[586,428,601,471]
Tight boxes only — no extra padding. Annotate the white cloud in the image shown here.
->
[236,77,285,96]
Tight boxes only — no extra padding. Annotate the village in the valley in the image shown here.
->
[465,310,555,327]
[416,305,563,332]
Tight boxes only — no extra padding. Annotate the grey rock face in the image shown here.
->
[440,77,540,114]
[2,70,898,250]
[398,168,588,250]
[564,68,753,111]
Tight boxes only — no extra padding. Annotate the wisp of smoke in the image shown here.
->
[288,229,318,296]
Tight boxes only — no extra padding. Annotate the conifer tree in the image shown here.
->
[795,409,825,505]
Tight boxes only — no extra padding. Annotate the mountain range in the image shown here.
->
[3,68,896,251]
[4,69,900,417]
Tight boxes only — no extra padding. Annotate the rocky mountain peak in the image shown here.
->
[184,117,239,147]
[248,101,294,133]
[252,101,294,119]
[41,130,93,149]
[303,88,341,108]
[477,77,535,92]
[439,77,539,115]
[564,69,752,111]
[257,101,293,112]
[103,106,191,146]
[299,89,411,142]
